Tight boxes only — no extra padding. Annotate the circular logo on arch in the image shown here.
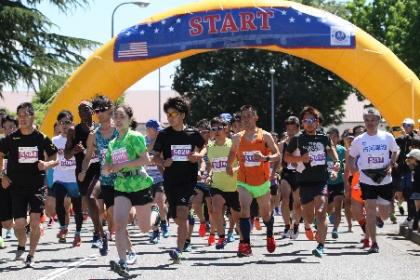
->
[334,30,346,41]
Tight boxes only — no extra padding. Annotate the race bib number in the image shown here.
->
[243,151,261,167]
[60,158,76,170]
[367,156,384,165]
[211,157,228,173]
[309,150,326,167]
[145,164,159,172]
[171,145,191,161]
[112,148,129,164]
[18,147,38,163]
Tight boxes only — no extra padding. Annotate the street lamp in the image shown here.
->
[111,1,150,38]
[269,68,276,132]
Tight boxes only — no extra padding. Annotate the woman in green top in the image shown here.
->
[103,105,157,277]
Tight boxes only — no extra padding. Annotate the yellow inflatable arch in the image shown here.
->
[40,0,420,136]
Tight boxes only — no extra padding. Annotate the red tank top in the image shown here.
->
[237,128,270,186]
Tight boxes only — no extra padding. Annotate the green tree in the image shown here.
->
[347,0,420,76]
[0,0,98,96]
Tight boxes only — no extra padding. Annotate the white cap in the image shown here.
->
[363,107,381,118]
[403,118,415,125]
[407,149,420,161]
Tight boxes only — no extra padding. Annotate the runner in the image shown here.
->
[227,105,280,257]
[207,117,241,249]
[0,102,58,267]
[406,149,420,232]
[145,119,169,243]
[53,110,82,247]
[348,108,399,253]
[0,115,17,249]
[104,104,157,277]
[285,106,340,258]
[326,127,346,239]
[152,96,206,263]
[64,101,102,249]
[276,116,304,239]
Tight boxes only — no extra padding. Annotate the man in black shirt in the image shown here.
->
[0,103,58,267]
[285,106,339,258]
[153,97,206,263]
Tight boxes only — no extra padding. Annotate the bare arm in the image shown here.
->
[226,134,240,176]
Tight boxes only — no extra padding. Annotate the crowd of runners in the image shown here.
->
[0,96,420,277]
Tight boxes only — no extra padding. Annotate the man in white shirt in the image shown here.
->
[348,108,399,254]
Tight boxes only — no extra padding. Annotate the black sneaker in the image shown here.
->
[25,255,34,268]
[99,237,108,256]
[367,242,379,254]
[376,217,384,228]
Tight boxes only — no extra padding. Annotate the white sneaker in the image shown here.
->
[401,219,414,228]
[408,220,414,229]
[290,224,299,240]
[126,251,137,265]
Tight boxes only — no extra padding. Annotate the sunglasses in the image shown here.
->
[302,118,317,124]
[403,124,413,127]
[166,111,179,118]
[59,120,72,125]
[199,129,210,134]
[210,126,226,131]
[94,106,110,114]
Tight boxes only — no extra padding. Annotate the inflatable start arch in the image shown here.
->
[40,0,420,136]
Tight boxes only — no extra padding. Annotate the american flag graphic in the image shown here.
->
[117,42,148,58]
[114,6,355,62]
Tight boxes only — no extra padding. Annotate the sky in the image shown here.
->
[36,0,200,91]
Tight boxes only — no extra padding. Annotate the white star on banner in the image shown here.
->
[147,22,152,27]
[140,30,145,35]
[305,17,311,23]
[169,26,174,32]
[161,20,166,25]
[280,10,287,15]
[289,17,295,23]
[176,18,181,23]
[154,28,159,33]
[297,11,303,16]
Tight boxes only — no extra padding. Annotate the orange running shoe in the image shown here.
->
[266,236,276,253]
[305,227,314,240]
[40,214,47,224]
[208,234,215,246]
[72,235,81,247]
[237,243,252,257]
[254,218,262,231]
[362,238,370,249]
[199,222,206,237]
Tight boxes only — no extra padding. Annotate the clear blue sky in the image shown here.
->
[38,0,198,91]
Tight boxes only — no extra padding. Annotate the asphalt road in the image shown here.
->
[0,212,419,280]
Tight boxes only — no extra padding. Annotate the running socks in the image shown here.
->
[239,218,251,244]
[263,215,274,238]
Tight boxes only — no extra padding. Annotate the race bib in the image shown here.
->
[367,156,385,165]
[243,151,261,167]
[145,164,159,172]
[18,147,38,163]
[211,157,228,173]
[309,150,326,167]
[60,158,76,170]
[171,145,191,161]
[112,148,129,164]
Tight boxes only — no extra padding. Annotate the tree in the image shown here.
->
[347,0,420,76]
[0,0,98,96]
[173,1,354,132]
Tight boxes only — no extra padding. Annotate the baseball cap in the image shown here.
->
[363,107,381,118]
[285,116,300,125]
[220,113,233,124]
[145,119,161,131]
[403,118,415,125]
[407,149,420,161]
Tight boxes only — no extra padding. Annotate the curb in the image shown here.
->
[399,226,420,245]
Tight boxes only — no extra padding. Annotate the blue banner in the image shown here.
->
[114,6,355,62]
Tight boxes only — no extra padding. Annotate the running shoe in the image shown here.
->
[361,238,370,249]
[208,234,215,246]
[237,243,252,257]
[47,218,55,228]
[281,228,290,239]
[227,232,235,243]
[331,228,339,239]
[376,217,384,228]
[305,227,314,240]
[0,237,5,249]
[183,240,192,252]
[92,234,102,249]
[72,235,81,247]
[57,228,68,243]
[40,214,46,224]
[215,237,226,249]
[15,249,25,260]
[161,223,169,238]
[150,230,160,244]
[367,242,379,254]
[5,229,12,239]
[254,218,262,231]
[198,222,206,237]
[290,224,299,240]
[169,249,183,264]
[266,236,276,253]
[126,251,137,265]
[312,244,324,258]
[274,207,281,216]
[390,212,397,224]
[25,255,34,268]
[110,260,129,277]
[99,236,108,256]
